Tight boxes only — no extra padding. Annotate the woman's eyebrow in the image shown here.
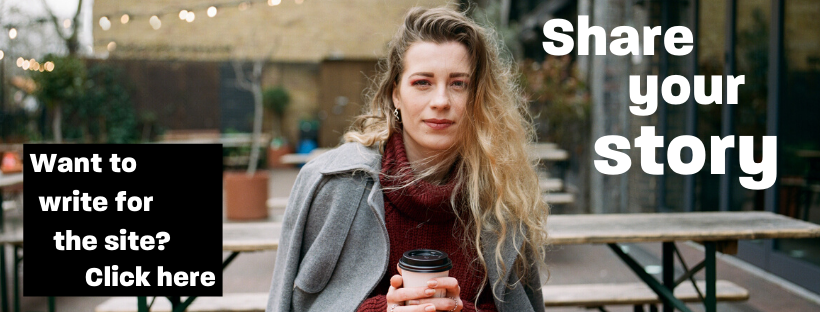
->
[408,72,470,78]
[409,72,434,78]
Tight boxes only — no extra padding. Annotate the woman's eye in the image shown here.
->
[411,80,431,86]
[452,81,468,88]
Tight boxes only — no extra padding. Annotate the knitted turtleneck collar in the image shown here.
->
[380,132,459,223]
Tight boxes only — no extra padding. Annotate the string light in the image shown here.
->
[31,61,40,71]
[45,61,55,72]
[21,60,30,70]
[149,15,161,30]
[0,50,4,60]
[8,28,17,39]
[99,16,111,30]
[107,41,117,51]
[16,57,23,67]
[63,19,72,28]
[96,0,313,33]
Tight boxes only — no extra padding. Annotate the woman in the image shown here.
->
[267,6,548,312]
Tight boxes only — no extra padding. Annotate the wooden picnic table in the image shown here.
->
[138,212,820,312]
[222,222,280,252]
[548,211,820,312]
[547,211,820,245]
[136,222,282,312]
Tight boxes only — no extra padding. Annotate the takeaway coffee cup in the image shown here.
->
[398,249,452,299]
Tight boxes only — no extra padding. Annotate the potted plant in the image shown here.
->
[224,60,269,221]
[263,86,293,168]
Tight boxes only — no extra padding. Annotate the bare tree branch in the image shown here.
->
[230,36,281,175]
[231,61,253,91]
[41,0,83,55]
[41,0,69,41]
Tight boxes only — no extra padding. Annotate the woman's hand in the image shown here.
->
[385,275,463,312]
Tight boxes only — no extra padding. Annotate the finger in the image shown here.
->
[426,277,460,296]
[394,304,436,312]
[390,275,404,288]
[387,287,437,302]
[386,280,402,307]
[405,297,459,311]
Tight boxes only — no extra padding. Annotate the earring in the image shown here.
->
[393,108,401,123]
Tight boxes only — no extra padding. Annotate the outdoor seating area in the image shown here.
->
[2,0,820,311]
[0,168,815,311]
[93,177,820,312]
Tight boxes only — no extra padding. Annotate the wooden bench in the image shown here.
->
[539,178,563,192]
[95,293,268,312]
[542,280,748,309]
[544,192,575,205]
[95,280,747,311]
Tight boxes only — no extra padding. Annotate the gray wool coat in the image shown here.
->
[265,142,545,312]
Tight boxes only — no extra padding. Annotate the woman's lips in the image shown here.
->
[424,119,454,130]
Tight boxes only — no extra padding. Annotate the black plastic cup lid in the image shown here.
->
[398,249,452,273]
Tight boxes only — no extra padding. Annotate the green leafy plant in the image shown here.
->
[263,86,291,145]
[31,54,86,142]
[76,63,138,143]
[519,56,591,146]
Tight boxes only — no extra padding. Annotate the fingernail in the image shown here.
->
[407,300,419,305]
[425,305,436,312]
[427,280,437,288]
[425,289,436,296]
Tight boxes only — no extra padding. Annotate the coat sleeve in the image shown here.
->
[523,247,545,312]
[266,163,325,312]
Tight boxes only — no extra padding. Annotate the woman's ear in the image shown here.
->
[392,84,401,110]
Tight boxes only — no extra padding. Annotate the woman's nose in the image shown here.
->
[429,86,451,109]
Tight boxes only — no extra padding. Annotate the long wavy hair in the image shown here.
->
[344,6,548,298]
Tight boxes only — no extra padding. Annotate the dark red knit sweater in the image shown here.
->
[356,133,497,312]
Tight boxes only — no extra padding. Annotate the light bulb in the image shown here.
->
[150,16,161,30]
[99,16,111,30]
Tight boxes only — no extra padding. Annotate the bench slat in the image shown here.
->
[95,293,268,312]
[544,193,574,204]
[543,280,749,307]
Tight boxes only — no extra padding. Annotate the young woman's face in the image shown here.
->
[393,41,471,161]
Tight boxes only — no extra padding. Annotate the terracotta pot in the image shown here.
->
[224,171,269,220]
[267,145,294,168]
